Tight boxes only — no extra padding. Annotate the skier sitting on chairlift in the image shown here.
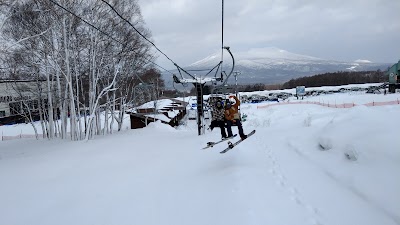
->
[209,99,228,139]
[225,96,247,140]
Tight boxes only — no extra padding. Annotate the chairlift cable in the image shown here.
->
[100,0,229,84]
[204,61,223,77]
[47,0,174,76]
[48,0,123,45]
[99,0,176,64]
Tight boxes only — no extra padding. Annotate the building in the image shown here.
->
[387,60,400,93]
[0,80,47,125]
[128,98,188,129]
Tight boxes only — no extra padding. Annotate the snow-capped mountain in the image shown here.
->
[189,47,324,69]
[163,47,391,88]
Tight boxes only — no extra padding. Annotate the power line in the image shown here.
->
[99,0,176,66]
[99,0,225,80]
[47,0,174,75]
[48,0,123,45]
[50,0,224,81]
[142,57,174,75]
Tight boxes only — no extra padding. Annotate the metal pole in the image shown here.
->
[196,83,204,136]
[232,71,241,97]
[235,72,238,97]
[221,0,224,65]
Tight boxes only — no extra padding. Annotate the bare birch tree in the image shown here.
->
[0,0,159,141]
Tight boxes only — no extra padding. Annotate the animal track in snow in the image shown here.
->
[255,137,324,225]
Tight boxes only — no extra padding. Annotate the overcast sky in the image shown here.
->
[138,0,400,69]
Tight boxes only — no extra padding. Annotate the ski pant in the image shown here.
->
[210,120,227,138]
[226,119,245,138]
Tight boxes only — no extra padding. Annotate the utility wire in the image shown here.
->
[51,0,224,82]
[48,0,123,45]
[47,0,174,75]
[204,61,222,77]
[99,0,176,66]
[142,57,174,75]
[99,0,225,81]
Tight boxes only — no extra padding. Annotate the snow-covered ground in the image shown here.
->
[0,86,400,225]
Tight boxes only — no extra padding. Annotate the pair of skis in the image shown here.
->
[202,134,237,149]
[202,130,256,154]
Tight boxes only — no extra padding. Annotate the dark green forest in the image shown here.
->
[281,70,386,89]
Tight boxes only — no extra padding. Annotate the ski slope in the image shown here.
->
[0,90,399,225]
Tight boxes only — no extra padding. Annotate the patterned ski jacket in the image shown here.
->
[212,105,225,121]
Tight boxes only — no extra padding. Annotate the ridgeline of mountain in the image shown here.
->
[162,47,391,89]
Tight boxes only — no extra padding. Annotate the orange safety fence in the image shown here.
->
[363,100,400,107]
[257,99,400,109]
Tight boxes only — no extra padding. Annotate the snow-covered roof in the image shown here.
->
[143,113,171,123]
[136,98,187,110]
[159,110,180,118]
[136,99,175,109]
[129,98,188,123]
